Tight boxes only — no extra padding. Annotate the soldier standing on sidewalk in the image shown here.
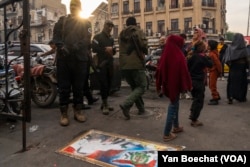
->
[52,0,92,126]
[92,20,116,115]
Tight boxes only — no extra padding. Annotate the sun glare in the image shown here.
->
[79,11,91,18]
[62,0,97,18]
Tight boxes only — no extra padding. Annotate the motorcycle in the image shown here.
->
[145,49,162,89]
[12,57,57,108]
[0,56,23,116]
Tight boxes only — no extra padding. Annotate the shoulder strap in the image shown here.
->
[62,15,68,41]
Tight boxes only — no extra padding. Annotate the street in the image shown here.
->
[0,79,250,167]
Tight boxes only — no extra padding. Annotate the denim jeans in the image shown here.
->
[164,97,180,136]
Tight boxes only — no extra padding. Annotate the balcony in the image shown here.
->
[169,4,180,9]
[145,30,153,37]
[202,2,216,7]
[183,2,193,7]
[111,12,118,18]
[167,29,180,34]
[122,10,130,15]
[134,9,141,14]
[156,6,166,13]
[30,17,47,27]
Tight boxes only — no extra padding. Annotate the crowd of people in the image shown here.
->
[155,28,250,141]
[50,0,249,143]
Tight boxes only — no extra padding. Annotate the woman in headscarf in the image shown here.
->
[155,35,192,142]
[223,33,250,104]
[186,27,207,58]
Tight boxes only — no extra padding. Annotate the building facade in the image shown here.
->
[0,0,66,43]
[90,2,109,35]
[107,0,226,43]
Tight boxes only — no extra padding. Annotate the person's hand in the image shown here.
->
[105,47,113,56]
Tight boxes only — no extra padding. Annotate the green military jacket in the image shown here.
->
[118,25,148,70]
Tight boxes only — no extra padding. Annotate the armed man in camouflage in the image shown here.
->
[118,17,148,120]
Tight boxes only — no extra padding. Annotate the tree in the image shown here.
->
[225,31,235,41]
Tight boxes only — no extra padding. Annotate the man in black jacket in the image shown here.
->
[92,20,116,115]
[53,0,92,126]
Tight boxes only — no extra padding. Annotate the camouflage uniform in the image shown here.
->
[118,21,148,119]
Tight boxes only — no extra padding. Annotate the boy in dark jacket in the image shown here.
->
[187,40,213,127]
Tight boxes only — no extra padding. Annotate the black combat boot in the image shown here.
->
[60,105,69,126]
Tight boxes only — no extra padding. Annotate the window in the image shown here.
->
[123,1,129,14]
[111,3,119,16]
[184,0,192,7]
[158,0,165,7]
[202,18,211,33]
[171,19,179,31]
[170,0,179,8]
[146,22,152,36]
[113,25,118,39]
[184,17,192,33]
[157,20,165,35]
[145,0,153,12]
[134,0,140,13]
[202,0,215,7]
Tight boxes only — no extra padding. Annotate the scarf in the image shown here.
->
[223,33,248,63]
[155,35,192,103]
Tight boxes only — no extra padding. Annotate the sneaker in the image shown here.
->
[163,133,177,142]
[191,120,203,127]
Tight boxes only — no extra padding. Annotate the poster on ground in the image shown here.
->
[57,129,185,167]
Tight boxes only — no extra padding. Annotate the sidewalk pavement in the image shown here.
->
[1,79,250,167]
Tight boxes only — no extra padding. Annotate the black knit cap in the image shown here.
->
[126,17,136,26]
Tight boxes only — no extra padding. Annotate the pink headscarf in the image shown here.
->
[193,28,206,42]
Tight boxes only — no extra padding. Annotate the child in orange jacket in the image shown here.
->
[207,40,222,105]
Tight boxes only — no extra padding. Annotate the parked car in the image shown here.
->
[0,43,53,64]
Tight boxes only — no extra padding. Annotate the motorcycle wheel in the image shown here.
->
[0,96,22,115]
[31,78,57,108]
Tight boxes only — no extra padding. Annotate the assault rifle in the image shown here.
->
[131,34,145,64]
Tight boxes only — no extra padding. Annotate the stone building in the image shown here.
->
[107,0,227,46]
[91,2,109,35]
[0,0,66,43]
